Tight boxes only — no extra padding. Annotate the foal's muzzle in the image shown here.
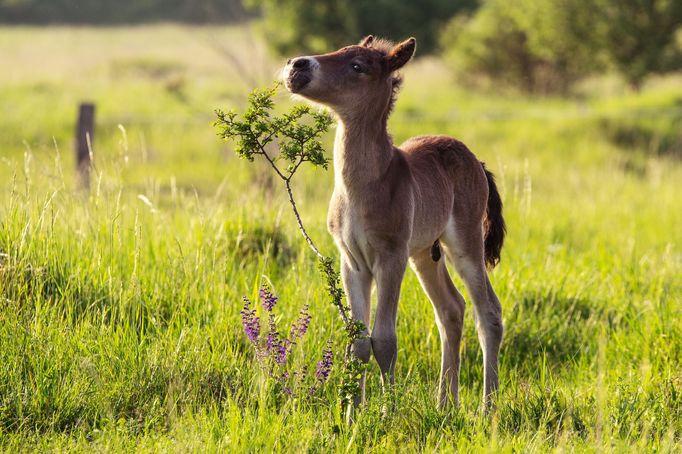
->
[284,57,313,93]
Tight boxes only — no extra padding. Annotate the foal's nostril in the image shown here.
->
[292,58,309,70]
[287,58,292,65]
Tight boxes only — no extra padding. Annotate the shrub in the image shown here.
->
[590,0,682,89]
[441,0,682,93]
[441,0,600,94]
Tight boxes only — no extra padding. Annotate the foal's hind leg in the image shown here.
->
[410,248,465,408]
[442,223,503,407]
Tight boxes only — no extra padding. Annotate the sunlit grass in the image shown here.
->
[0,25,680,451]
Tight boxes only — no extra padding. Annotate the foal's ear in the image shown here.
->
[359,35,374,47]
[387,37,416,71]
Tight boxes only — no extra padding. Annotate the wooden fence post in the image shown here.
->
[76,102,95,189]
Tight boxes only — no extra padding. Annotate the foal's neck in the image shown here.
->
[333,109,393,194]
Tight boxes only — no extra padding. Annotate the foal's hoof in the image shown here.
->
[344,397,366,425]
[380,402,390,419]
[345,403,355,425]
[437,395,460,411]
[480,397,498,416]
[379,391,398,419]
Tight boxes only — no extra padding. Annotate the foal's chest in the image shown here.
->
[327,193,376,269]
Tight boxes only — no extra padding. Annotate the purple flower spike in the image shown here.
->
[266,333,289,364]
[315,342,334,383]
[240,297,260,344]
[290,305,312,340]
[275,343,288,364]
[240,286,327,398]
[259,285,278,312]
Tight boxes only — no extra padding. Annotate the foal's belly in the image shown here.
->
[408,227,445,257]
[329,202,446,273]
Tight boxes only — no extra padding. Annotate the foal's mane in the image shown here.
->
[361,38,403,115]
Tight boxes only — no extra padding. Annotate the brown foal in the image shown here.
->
[283,36,506,408]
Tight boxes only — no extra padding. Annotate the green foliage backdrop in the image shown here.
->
[441,0,682,92]
[3,0,680,90]
[590,0,682,88]
[250,0,477,55]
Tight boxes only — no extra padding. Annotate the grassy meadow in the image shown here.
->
[0,25,681,451]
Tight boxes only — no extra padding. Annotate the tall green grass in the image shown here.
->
[0,25,680,451]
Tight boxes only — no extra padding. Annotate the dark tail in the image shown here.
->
[482,163,506,268]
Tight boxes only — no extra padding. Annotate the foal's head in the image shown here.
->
[283,36,416,119]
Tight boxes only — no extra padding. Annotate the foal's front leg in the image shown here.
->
[340,256,372,405]
[371,249,408,389]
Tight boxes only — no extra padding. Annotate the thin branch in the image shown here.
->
[287,152,307,181]
[258,144,288,181]
[284,179,325,261]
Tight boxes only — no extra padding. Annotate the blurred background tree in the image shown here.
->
[440,0,682,94]
[590,0,682,90]
[440,0,601,94]
[247,0,478,55]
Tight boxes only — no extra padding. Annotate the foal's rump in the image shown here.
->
[400,134,505,266]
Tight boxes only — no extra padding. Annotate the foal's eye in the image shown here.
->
[351,63,363,73]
